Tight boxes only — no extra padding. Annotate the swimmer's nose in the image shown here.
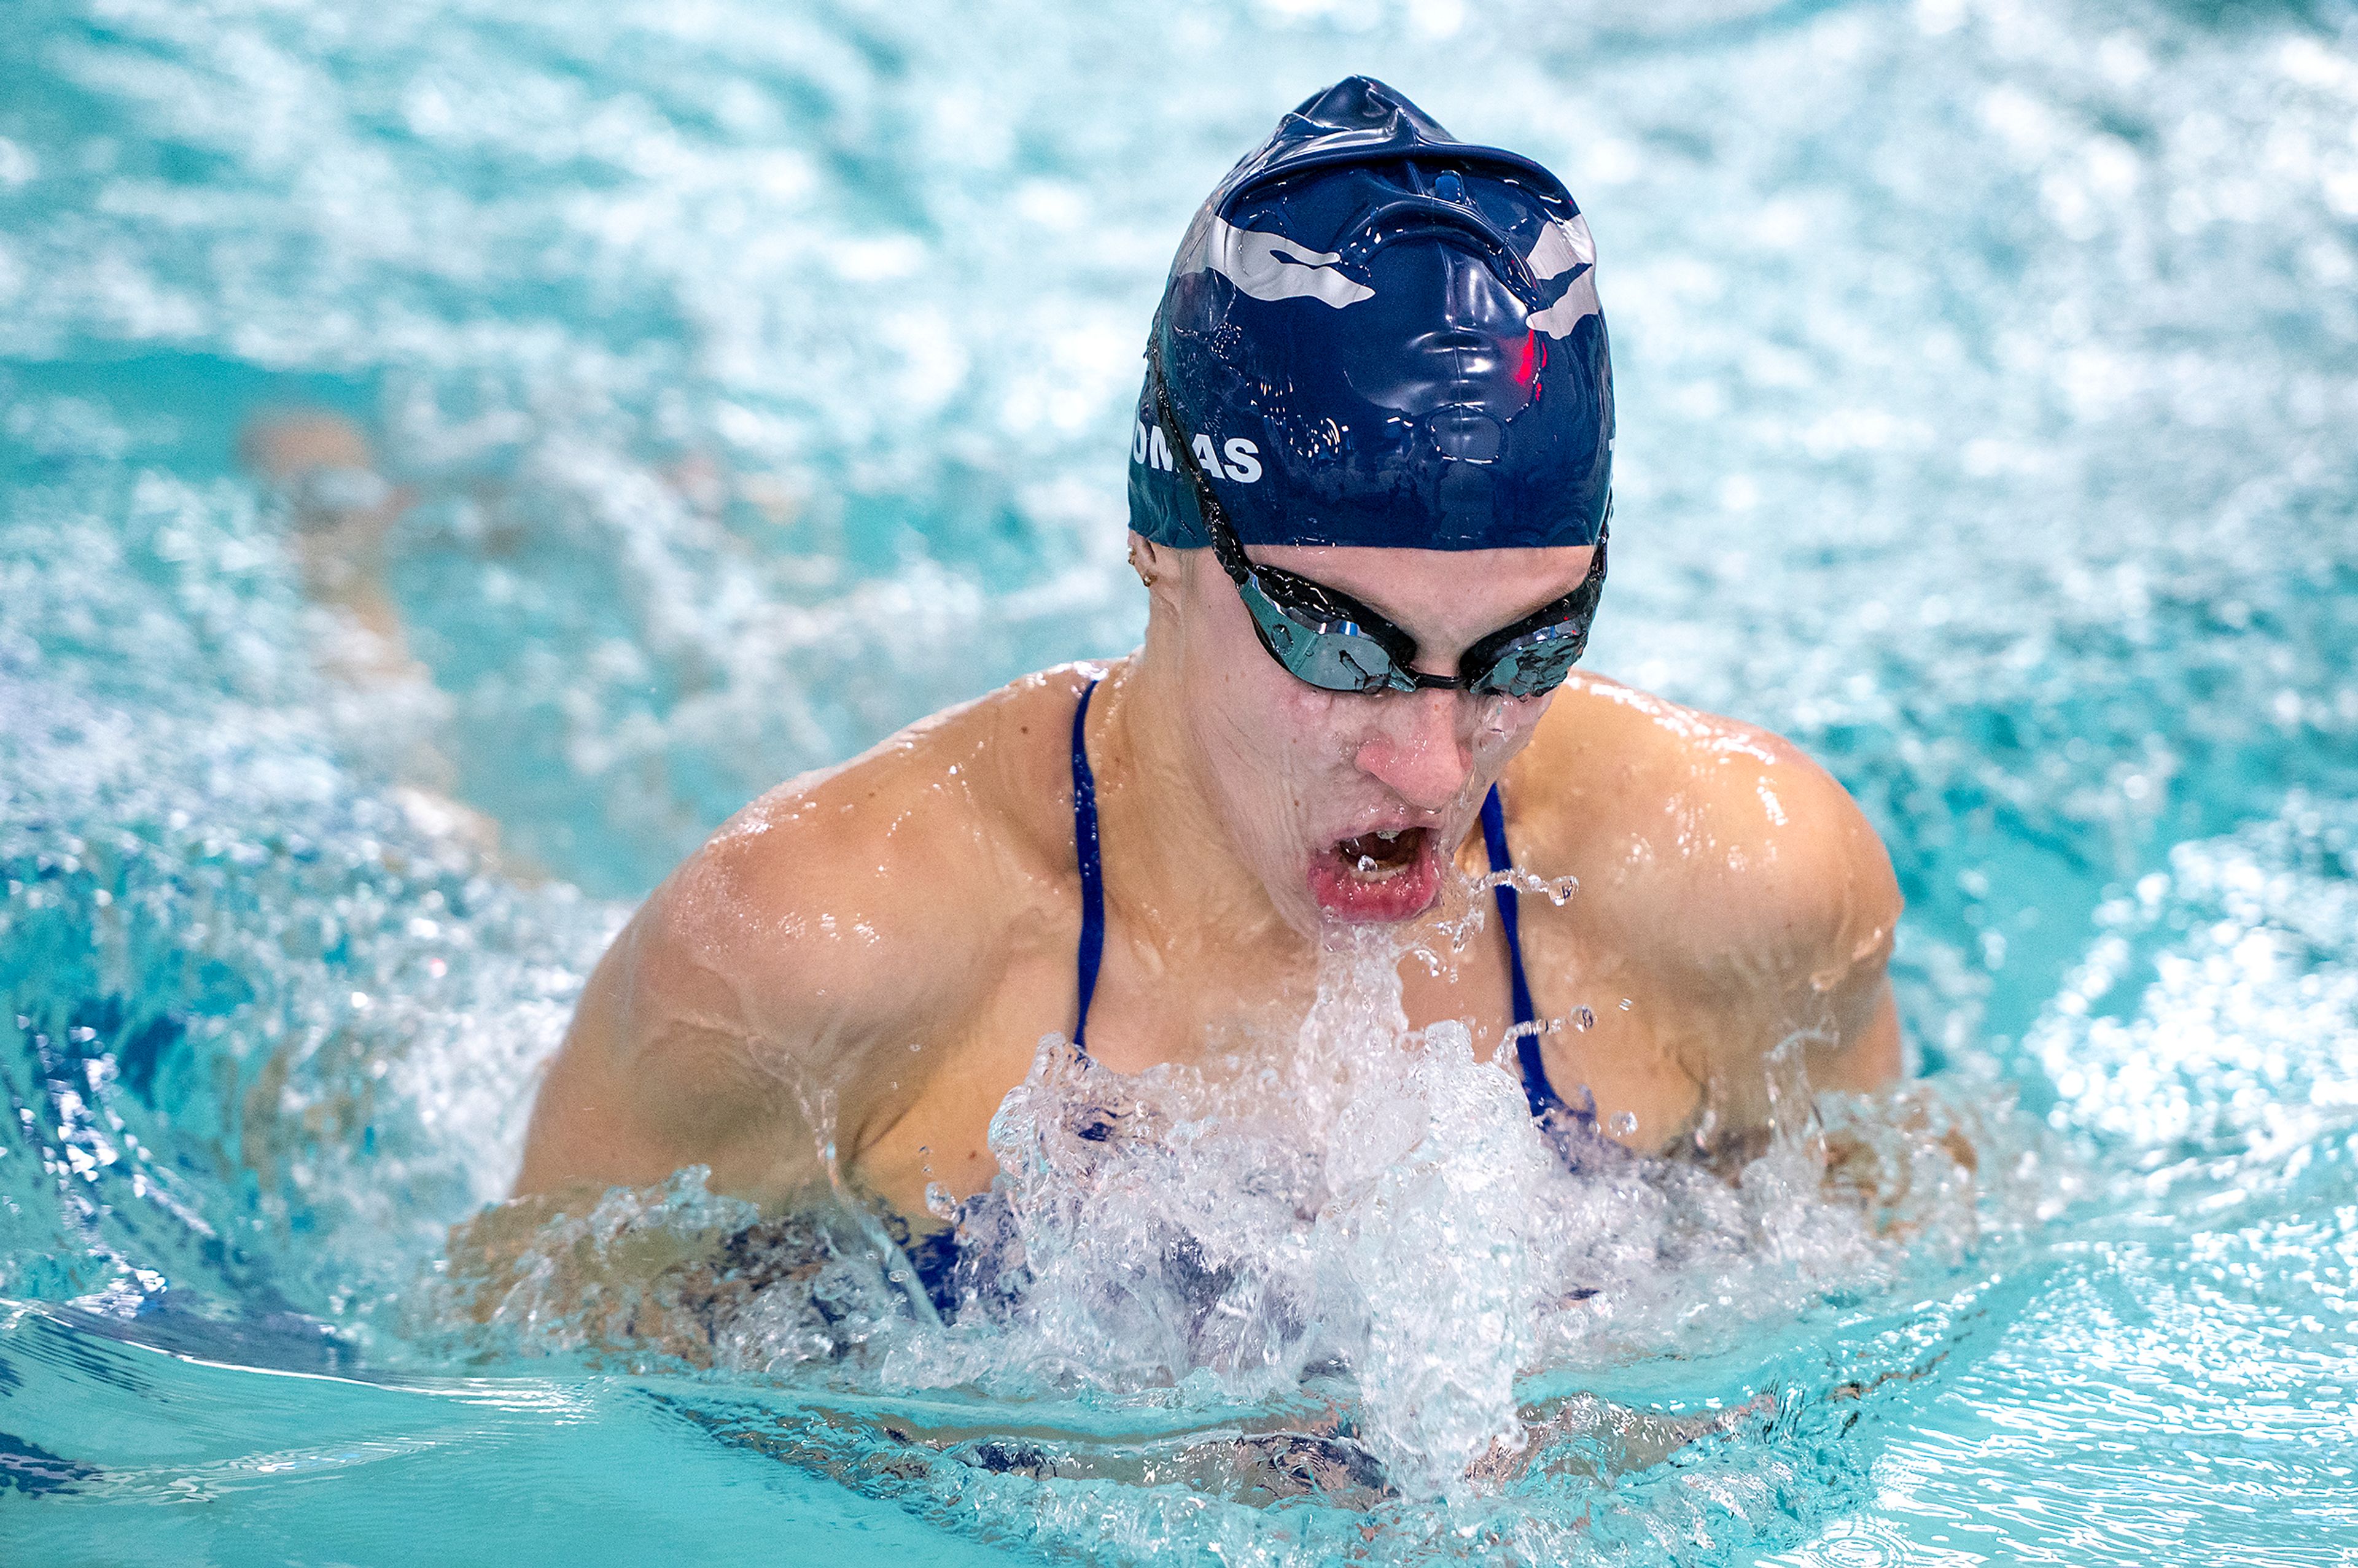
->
[1353,690,1474,812]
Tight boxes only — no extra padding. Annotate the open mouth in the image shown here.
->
[1306,825,1442,922]
[1339,826,1425,877]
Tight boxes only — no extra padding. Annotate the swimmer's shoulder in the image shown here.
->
[519,668,1100,1203]
[1506,673,1901,990]
[648,662,1102,1028]
[730,659,1098,890]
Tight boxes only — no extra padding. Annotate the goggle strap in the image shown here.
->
[1144,325,1254,582]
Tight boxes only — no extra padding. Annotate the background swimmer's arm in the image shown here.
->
[513,782,994,1209]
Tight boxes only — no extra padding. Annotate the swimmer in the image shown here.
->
[238,407,754,866]
[238,409,419,684]
[238,408,519,856]
[515,79,1902,1265]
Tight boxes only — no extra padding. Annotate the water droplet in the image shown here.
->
[1609,1111,1638,1136]
[1619,998,1633,1011]
[1573,1006,1596,1031]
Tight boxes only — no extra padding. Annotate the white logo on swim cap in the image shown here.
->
[1524,214,1601,338]
[1173,208,1375,309]
[1131,419,1263,483]
[1525,212,1595,281]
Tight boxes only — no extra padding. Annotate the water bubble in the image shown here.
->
[923,1182,959,1221]
[1475,866,1579,906]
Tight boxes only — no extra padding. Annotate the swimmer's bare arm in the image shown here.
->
[1517,681,1902,1142]
[1649,724,1904,1125]
[515,763,1009,1209]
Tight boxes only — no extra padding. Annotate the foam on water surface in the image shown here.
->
[2,0,2356,1559]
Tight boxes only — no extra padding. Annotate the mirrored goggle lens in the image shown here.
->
[1471,621,1592,698]
[1240,581,1410,694]
[1278,628,1410,694]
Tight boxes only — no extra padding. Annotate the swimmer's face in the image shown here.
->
[1154,535,1600,933]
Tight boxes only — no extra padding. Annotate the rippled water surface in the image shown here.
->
[2,0,2355,1561]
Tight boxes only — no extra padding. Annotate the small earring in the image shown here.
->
[1129,543,1158,588]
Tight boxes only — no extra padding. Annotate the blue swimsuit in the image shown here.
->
[1070,677,1582,1123]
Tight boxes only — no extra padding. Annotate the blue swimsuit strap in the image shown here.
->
[1481,783,1569,1122]
[1071,677,1107,1051]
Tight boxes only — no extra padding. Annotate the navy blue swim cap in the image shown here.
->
[1129,77,1613,553]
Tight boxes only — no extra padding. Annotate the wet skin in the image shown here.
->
[515,534,1904,1225]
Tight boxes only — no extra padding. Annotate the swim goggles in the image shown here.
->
[1145,341,1608,699]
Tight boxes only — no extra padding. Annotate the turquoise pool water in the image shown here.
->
[2,0,2355,1561]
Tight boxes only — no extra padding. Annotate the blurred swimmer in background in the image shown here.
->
[239,400,756,864]
[239,411,418,680]
[513,79,1904,1282]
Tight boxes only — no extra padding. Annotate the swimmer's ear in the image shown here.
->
[1127,532,1170,592]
